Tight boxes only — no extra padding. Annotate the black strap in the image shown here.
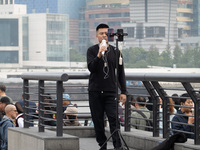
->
[136,110,148,119]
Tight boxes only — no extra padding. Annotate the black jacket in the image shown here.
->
[171,110,194,139]
[87,44,127,94]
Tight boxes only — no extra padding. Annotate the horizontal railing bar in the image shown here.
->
[21,72,69,81]
[125,72,200,82]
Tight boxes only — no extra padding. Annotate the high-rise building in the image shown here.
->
[15,0,86,51]
[191,0,200,36]
[122,0,181,52]
[85,0,130,44]
[0,1,70,68]
[177,0,193,37]
[0,0,26,68]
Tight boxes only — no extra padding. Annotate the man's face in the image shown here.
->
[0,102,6,112]
[10,108,18,120]
[96,28,108,43]
[181,99,193,114]
[63,99,70,106]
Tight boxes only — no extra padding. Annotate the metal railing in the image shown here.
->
[21,72,200,145]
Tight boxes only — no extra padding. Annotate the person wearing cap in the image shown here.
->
[0,97,13,121]
[0,85,13,103]
[0,104,17,150]
[63,94,72,107]
[63,105,81,126]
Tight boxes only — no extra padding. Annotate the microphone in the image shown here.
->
[101,39,107,55]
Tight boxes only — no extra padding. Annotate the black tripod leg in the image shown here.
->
[100,129,129,150]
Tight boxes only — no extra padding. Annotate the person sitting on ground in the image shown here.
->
[0,85,13,103]
[0,97,13,121]
[131,96,151,131]
[15,102,24,127]
[0,104,17,150]
[63,105,81,126]
[171,93,194,139]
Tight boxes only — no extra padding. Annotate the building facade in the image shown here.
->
[191,0,200,36]
[0,0,26,68]
[28,13,69,62]
[15,0,86,52]
[177,0,193,37]
[85,0,130,44]
[122,0,181,52]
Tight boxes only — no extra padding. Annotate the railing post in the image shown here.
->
[56,81,63,136]
[182,82,200,145]
[125,94,131,131]
[143,81,159,137]
[38,80,44,132]
[151,81,169,138]
[23,79,29,128]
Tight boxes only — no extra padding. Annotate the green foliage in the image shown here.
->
[122,44,200,68]
[70,49,86,62]
[146,45,160,66]
[122,47,148,68]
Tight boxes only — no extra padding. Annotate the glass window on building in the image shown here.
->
[146,26,165,38]
[0,51,18,63]
[10,0,13,4]
[0,19,18,46]
[0,0,3,4]
[5,0,8,4]
[126,27,134,38]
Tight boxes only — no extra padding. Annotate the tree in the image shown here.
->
[173,44,182,67]
[159,45,172,67]
[122,47,148,68]
[70,49,86,62]
[181,44,193,67]
[146,45,160,67]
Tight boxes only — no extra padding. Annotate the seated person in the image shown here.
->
[131,96,151,131]
[18,94,37,126]
[63,105,81,126]
[15,101,24,127]
[171,93,194,139]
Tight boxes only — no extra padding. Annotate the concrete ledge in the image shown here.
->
[105,128,200,150]
[47,126,96,138]
[8,127,79,150]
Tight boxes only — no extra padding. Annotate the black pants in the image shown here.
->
[89,91,121,149]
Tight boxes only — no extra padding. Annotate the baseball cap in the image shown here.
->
[0,96,12,104]
[63,94,70,100]
[64,105,78,116]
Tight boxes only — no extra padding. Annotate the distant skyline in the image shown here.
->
[14,0,86,18]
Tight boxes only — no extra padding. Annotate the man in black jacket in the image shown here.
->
[171,93,194,139]
[87,23,127,150]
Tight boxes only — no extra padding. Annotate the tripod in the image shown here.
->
[100,29,129,150]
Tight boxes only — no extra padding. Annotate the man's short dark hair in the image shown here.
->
[136,96,146,107]
[0,85,6,92]
[180,93,190,104]
[0,96,12,104]
[96,23,109,31]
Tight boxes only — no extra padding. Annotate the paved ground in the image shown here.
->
[79,138,136,150]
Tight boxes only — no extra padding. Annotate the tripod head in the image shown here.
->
[107,28,128,42]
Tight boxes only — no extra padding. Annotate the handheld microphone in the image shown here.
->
[101,39,107,55]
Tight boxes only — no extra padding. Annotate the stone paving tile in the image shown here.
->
[79,138,136,150]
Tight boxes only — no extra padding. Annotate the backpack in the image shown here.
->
[137,110,153,131]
